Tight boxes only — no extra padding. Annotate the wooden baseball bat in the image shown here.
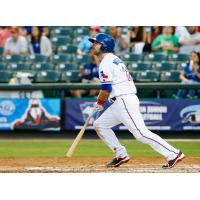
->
[66,109,96,157]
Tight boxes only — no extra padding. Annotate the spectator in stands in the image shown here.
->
[127,26,147,53]
[176,26,200,54]
[42,27,51,38]
[151,26,179,55]
[73,47,99,98]
[28,26,52,56]
[144,26,163,52]
[109,26,128,54]
[0,26,11,47]
[4,26,28,56]
[77,26,100,55]
[176,51,200,99]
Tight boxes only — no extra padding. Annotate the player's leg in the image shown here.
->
[93,106,129,167]
[112,94,184,168]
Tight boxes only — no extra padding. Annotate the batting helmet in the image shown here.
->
[89,33,115,53]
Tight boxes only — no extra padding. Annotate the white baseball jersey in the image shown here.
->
[94,53,180,161]
[99,53,137,98]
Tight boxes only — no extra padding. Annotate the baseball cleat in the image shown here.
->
[106,156,130,168]
[162,151,185,169]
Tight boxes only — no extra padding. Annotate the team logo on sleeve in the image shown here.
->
[100,70,108,81]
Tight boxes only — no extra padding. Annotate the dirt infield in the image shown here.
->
[0,157,199,173]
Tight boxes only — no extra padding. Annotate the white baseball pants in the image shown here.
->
[93,94,180,160]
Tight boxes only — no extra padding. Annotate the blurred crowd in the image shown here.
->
[1,26,200,57]
[0,26,200,99]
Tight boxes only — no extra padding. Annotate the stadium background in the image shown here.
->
[0,26,200,172]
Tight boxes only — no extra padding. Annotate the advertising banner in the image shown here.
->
[65,99,200,131]
[0,99,60,130]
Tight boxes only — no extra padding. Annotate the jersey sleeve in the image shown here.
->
[99,62,113,84]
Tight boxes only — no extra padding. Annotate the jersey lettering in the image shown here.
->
[113,58,122,65]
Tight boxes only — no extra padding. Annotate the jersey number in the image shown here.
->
[122,66,132,81]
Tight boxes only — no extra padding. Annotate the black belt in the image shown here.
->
[111,97,116,102]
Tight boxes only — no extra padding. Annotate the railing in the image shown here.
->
[0,82,200,91]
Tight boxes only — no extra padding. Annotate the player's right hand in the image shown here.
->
[93,102,104,112]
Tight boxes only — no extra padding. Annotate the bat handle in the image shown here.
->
[66,109,96,157]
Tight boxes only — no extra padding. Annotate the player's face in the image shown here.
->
[92,41,102,55]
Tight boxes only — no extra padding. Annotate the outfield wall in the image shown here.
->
[0,98,200,131]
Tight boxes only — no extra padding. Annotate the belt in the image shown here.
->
[111,97,116,101]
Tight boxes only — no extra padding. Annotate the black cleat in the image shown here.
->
[162,151,185,169]
[106,156,130,168]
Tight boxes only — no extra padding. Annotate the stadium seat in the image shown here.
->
[128,62,152,71]
[9,63,30,71]
[123,53,143,62]
[169,53,189,62]
[32,63,54,71]
[52,28,74,37]
[144,53,168,62]
[160,71,181,82]
[55,63,78,71]
[52,54,72,64]
[0,70,12,83]
[58,45,77,54]
[29,54,49,64]
[75,54,89,64]
[35,70,61,83]
[4,55,26,64]
[136,71,160,82]
[153,62,177,71]
[60,70,81,83]
[74,27,90,36]
[0,63,7,70]
[51,36,72,49]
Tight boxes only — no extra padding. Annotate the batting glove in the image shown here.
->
[93,102,104,112]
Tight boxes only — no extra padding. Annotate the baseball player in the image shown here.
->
[89,33,185,169]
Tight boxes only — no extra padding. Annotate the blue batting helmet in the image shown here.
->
[89,33,115,53]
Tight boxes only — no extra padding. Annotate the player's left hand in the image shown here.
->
[93,102,104,112]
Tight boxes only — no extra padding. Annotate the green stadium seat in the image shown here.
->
[58,45,77,54]
[160,71,181,82]
[153,62,177,71]
[52,28,74,37]
[4,55,26,64]
[144,53,168,62]
[35,70,61,83]
[55,63,78,71]
[123,53,143,62]
[32,63,54,71]
[52,54,72,64]
[60,70,81,83]
[51,36,72,49]
[74,27,90,36]
[29,54,49,64]
[0,63,7,70]
[128,62,151,71]
[136,71,160,82]
[75,54,89,64]
[9,63,30,71]
[169,54,189,62]
[0,70,12,83]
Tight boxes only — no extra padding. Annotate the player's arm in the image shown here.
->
[94,84,112,111]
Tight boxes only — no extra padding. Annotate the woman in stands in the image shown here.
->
[176,51,200,98]
[151,26,179,55]
[127,26,147,53]
[28,26,52,56]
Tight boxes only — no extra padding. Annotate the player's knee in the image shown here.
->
[93,119,101,132]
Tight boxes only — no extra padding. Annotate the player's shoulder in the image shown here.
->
[100,53,120,67]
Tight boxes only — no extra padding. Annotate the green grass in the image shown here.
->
[0,140,200,158]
